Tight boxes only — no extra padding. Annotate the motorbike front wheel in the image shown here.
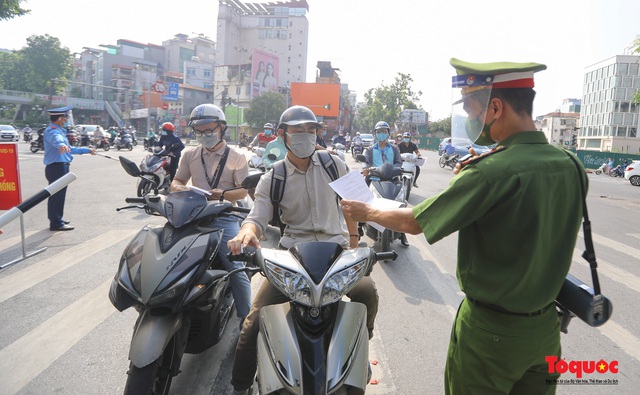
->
[127,143,133,151]
[30,145,39,153]
[595,169,602,175]
[137,179,154,197]
[404,178,412,200]
[124,337,176,395]
[438,156,446,168]
[103,144,110,151]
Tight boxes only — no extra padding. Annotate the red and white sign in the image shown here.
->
[0,143,22,209]
[161,103,169,110]
[153,82,166,94]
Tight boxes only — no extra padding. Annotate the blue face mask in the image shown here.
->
[322,130,326,137]
[377,133,389,142]
[264,130,272,135]
[403,138,410,143]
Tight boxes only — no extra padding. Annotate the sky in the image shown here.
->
[1,0,639,121]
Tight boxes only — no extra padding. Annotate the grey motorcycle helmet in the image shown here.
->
[277,105,320,131]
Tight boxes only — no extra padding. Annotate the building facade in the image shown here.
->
[214,0,310,108]
[538,112,580,147]
[579,55,640,153]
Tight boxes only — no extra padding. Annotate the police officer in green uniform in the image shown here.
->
[340,58,586,394]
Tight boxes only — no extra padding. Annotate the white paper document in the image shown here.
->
[188,185,212,196]
[329,171,403,232]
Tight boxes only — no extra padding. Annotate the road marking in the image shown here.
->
[573,249,640,294]
[367,336,398,394]
[0,230,137,303]
[599,320,640,363]
[628,233,640,241]
[0,278,115,394]
[582,231,640,260]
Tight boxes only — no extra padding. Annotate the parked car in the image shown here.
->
[438,137,493,156]
[73,124,102,137]
[360,133,374,147]
[624,160,640,186]
[0,124,20,142]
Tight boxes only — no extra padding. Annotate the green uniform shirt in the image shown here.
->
[413,131,585,313]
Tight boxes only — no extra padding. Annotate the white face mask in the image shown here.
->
[197,134,220,148]
[287,132,316,158]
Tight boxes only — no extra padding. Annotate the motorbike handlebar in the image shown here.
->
[231,206,252,214]
[227,252,255,263]
[374,251,398,262]
[125,197,145,204]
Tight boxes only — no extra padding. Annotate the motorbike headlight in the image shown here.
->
[264,260,312,306]
[148,266,197,305]
[321,259,367,306]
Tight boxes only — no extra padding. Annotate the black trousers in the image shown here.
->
[45,162,70,228]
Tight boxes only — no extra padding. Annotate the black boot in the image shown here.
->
[413,182,418,188]
[400,233,409,246]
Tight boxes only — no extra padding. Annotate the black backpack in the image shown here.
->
[269,150,340,236]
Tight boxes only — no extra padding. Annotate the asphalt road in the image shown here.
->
[1,141,639,394]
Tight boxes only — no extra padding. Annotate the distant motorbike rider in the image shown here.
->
[108,127,117,144]
[145,129,157,149]
[364,121,408,246]
[332,129,347,146]
[398,132,422,188]
[351,131,363,155]
[315,122,328,149]
[155,122,185,181]
[92,126,105,145]
[22,124,32,142]
[262,127,286,170]
[443,139,456,159]
[248,122,276,149]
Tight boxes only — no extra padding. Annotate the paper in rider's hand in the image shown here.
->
[188,185,212,196]
[329,170,403,232]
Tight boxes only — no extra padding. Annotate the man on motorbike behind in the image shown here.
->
[155,122,185,182]
[443,139,456,159]
[332,129,347,146]
[248,122,276,150]
[169,103,252,326]
[398,131,422,188]
[227,105,379,395]
[364,121,408,246]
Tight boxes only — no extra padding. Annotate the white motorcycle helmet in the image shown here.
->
[188,104,227,135]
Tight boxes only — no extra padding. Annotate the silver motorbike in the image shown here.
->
[231,243,396,395]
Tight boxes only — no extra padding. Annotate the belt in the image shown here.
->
[466,297,552,317]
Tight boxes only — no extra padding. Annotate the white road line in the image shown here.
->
[573,249,640,294]
[582,231,640,260]
[628,233,640,241]
[0,278,115,395]
[598,320,640,363]
[0,230,137,303]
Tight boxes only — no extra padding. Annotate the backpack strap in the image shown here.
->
[317,150,339,181]
[269,160,287,236]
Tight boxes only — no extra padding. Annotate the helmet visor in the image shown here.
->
[451,74,493,144]
[188,116,224,128]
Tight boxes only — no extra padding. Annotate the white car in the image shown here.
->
[0,124,20,142]
[73,124,102,137]
[624,160,640,186]
[360,133,374,147]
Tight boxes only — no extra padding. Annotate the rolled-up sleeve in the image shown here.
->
[242,172,274,235]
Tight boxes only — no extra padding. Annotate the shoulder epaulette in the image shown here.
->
[459,145,507,169]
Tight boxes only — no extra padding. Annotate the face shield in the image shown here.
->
[451,74,494,145]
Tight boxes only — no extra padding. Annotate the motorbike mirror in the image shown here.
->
[356,154,367,163]
[267,153,277,160]
[241,173,262,189]
[119,156,141,177]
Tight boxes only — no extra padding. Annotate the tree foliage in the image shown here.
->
[0,35,72,94]
[633,35,640,104]
[0,0,30,21]
[353,73,422,132]
[245,91,287,128]
[429,116,452,136]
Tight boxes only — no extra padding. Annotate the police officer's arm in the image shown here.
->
[340,200,422,235]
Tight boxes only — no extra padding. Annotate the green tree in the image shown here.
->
[245,91,287,129]
[633,35,640,104]
[0,0,30,21]
[0,51,23,90]
[429,116,452,136]
[19,35,73,94]
[354,73,422,132]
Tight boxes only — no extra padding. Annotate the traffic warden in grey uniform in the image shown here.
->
[340,59,585,394]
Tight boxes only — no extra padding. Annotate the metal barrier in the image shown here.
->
[0,172,77,270]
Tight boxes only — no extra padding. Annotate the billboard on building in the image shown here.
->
[290,83,340,118]
[252,49,280,98]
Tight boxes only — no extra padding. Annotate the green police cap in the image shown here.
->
[451,58,546,90]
